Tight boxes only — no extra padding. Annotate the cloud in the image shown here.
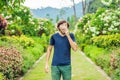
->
[23,0,82,9]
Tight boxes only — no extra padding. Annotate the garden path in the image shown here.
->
[21,50,111,80]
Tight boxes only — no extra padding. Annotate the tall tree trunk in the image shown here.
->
[82,0,86,15]
[72,0,77,22]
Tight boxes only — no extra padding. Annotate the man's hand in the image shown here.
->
[45,63,49,73]
[45,45,53,73]
[64,28,69,36]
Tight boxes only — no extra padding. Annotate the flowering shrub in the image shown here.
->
[77,14,93,30]
[101,0,120,8]
[38,18,54,36]
[6,17,54,36]
[77,8,120,37]
[91,34,120,48]
[0,4,38,36]
[0,35,34,48]
[0,36,45,77]
[0,0,54,37]
[0,46,22,80]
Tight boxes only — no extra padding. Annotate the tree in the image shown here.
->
[85,0,105,13]
[85,0,120,13]
[67,15,75,30]
[46,13,50,19]
[0,0,25,13]
[71,0,77,22]
[101,0,120,9]
[56,15,59,23]
[82,0,87,15]
[0,0,41,36]
[59,9,65,19]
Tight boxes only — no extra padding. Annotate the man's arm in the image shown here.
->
[45,45,53,73]
[66,34,78,51]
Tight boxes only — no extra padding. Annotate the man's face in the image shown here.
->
[59,23,68,35]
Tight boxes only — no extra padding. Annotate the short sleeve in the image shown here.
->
[70,33,76,42]
[50,35,55,45]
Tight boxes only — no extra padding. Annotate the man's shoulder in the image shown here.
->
[70,33,74,36]
[51,32,59,37]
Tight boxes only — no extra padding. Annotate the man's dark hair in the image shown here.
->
[57,20,69,28]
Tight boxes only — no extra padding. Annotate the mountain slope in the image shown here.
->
[30,2,83,22]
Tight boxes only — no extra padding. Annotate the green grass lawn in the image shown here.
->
[22,50,109,80]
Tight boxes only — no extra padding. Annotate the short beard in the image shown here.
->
[59,30,65,35]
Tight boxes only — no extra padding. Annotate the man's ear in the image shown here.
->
[55,24,60,31]
[57,27,60,31]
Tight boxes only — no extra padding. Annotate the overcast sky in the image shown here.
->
[23,0,82,9]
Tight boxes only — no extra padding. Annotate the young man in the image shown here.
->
[45,20,77,80]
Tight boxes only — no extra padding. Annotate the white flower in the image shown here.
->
[29,18,32,21]
[1,14,4,16]
[5,15,12,19]
[40,27,43,30]
[100,18,104,21]
[98,15,101,18]
[104,23,108,26]
[89,27,96,32]
[86,28,89,30]
[40,22,44,25]
[17,16,21,20]
[24,10,27,13]
[83,34,85,36]
[102,30,107,34]
[96,31,100,34]
[114,28,118,31]
[101,0,112,6]
[31,22,35,24]
[112,16,117,19]
[85,30,88,33]
[103,16,111,21]
[112,21,116,24]
[110,25,114,28]
[101,13,105,16]
[37,26,41,30]
[108,27,113,31]
[11,30,15,33]
[29,14,32,17]
[92,34,95,37]
[114,22,119,26]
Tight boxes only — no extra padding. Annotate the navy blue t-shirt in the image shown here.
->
[50,32,76,66]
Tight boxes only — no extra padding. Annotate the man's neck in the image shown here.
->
[58,32,65,37]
